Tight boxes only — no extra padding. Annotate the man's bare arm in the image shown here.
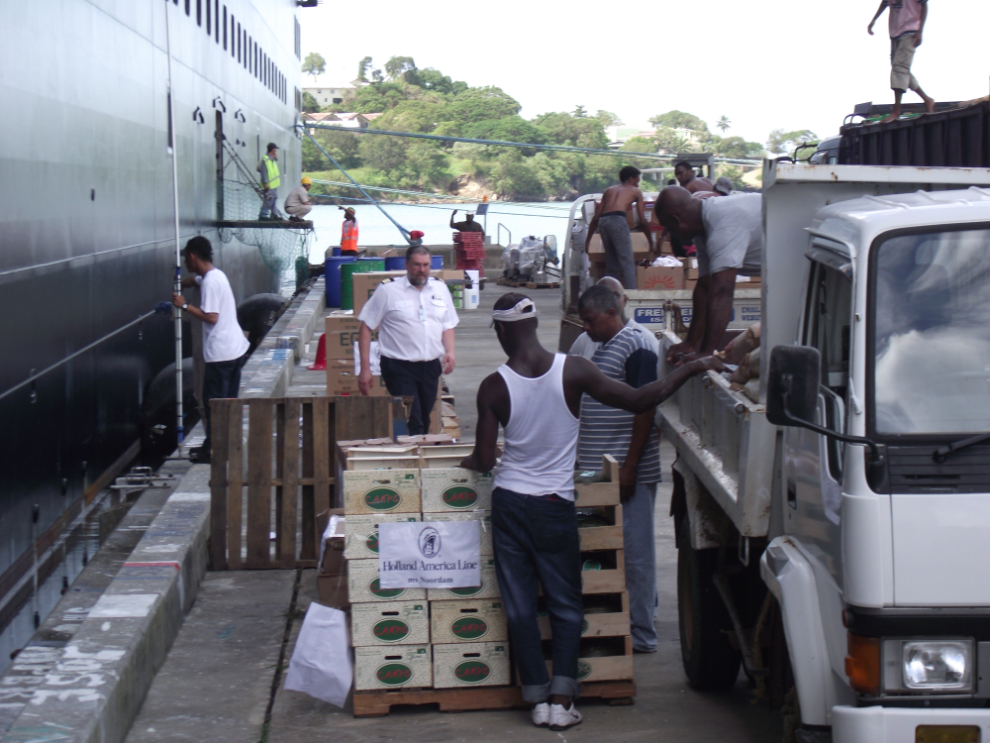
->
[460,375,504,472]
[667,276,709,365]
[635,189,654,251]
[867,0,888,34]
[915,3,926,45]
[585,197,604,251]
[698,269,736,355]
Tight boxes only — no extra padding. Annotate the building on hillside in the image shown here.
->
[302,76,366,107]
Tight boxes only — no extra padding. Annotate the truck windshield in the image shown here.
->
[872,227,990,435]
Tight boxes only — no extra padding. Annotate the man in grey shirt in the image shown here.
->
[655,187,762,365]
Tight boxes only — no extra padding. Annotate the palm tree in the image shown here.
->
[717,115,731,134]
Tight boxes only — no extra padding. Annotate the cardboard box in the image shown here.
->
[428,557,500,600]
[544,654,634,682]
[324,312,377,361]
[625,202,654,230]
[348,558,426,603]
[326,360,391,397]
[354,645,432,690]
[425,511,493,555]
[343,469,420,515]
[316,508,349,609]
[433,269,466,281]
[351,271,406,316]
[420,469,494,512]
[587,232,653,263]
[351,600,430,647]
[429,600,508,644]
[344,513,420,559]
[636,265,685,291]
[433,642,510,688]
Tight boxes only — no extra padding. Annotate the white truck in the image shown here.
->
[656,160,990,742]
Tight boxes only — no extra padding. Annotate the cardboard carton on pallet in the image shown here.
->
[433,642,510,689]
[429,599,508,644]
[348,558,427,603]
[342,469,421,515]
[354,645,432,691]
[344,513,420,559]
[351,600,431,647]
[420,468,494,512]
[428,557,500,600]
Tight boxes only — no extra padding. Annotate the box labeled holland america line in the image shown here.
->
[342,469,421,515]
[433,642,510,688]
[354,645,432,691]
[424,510,493,555]
[420,469,493,512]
[348,558,426,603]
[343,513,420,560]
[351,600,430,647]
[429,599,508,644]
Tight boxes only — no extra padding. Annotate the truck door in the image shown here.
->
[783,254,852,581]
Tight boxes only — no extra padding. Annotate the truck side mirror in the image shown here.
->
[767,346,822,427]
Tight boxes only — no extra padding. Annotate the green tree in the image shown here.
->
[649,110,709,132]
[407,68,468,96]
[357,56,372,82]
[711,135,764,159]
[371,69,384,83]
[717,115,731,133]
[375,100,447,133]
[653,127,691,154]
[595,110,623,127]
[766,128,818,155]
[446,86,522,127]
[302,52,326,79]
[572,104,588,118]
[621,136,656,153]
[384,56,416,81]
[347,81,410,111]
[301,92,320,114]
[532,112,608,149]
[302,130,361,172]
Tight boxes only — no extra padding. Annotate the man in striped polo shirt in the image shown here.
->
[576,284,662,653]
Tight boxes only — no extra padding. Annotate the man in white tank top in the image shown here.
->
[460,294,724,731]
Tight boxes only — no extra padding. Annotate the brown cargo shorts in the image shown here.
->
[890,32,920,92]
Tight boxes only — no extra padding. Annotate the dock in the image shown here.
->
[0,277,782,743]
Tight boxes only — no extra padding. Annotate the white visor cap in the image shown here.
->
[490,297,538,327]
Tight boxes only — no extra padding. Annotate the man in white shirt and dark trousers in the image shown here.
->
[357,246,457,435]
[172,236,250,464]
[460,294,725,731]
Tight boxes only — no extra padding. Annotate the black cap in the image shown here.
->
[267,142,278,152]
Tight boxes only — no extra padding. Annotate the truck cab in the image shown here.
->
[661,161,990,742]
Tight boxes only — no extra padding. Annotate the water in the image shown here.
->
[305,201,576,264]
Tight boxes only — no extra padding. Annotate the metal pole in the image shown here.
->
[165,3,184,451]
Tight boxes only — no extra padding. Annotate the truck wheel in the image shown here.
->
[676,515,742,690]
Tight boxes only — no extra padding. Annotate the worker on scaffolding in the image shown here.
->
[340,207,359,254]
[257,142,282,221]
[285,176,313,222]
[450,209,485,236]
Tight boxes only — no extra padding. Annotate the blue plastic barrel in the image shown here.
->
[384,256,405,271]
[331,247,341,257]
[325,255,357,308]
[431,255,443,269]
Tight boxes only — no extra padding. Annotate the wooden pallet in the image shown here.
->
[208,396,392,570]
[352,680,636,717]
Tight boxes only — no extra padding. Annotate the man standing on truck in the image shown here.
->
[868,0,935,122]
[586,166,654,290]
[460,293,723,730]
[674,161,715,194]
[575,285,663,653]
[656,186,762,366]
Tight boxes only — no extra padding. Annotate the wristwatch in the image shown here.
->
[182,303,189,311]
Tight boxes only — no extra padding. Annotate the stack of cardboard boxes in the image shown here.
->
[333,448,508,693]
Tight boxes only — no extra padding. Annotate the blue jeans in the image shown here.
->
[259,187,278,218]
[625,481,659,651]
[491,487,583,703]
[202,353,247,453]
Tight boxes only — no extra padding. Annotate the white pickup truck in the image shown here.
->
[658,161,990,743]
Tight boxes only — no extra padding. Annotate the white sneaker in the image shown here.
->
[548,702,582,731]
[531,702,550,727]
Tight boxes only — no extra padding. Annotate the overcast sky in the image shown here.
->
[300,0,989,147]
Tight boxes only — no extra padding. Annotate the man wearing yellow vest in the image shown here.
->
[257,142,281,220]
[340,206,359,254]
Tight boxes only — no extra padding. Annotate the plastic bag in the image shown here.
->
[283,603,353,708]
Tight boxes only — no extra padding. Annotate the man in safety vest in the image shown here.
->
[340,207,358,254]
[257,142,281,220]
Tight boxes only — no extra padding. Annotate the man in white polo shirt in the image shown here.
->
[172,236,250,464]
[356,245,458,434]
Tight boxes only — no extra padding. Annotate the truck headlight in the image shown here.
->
[881,639,975,693]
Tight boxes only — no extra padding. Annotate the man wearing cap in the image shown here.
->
[460,293,724,730]
[341,207,359,254]
[170,236,250,464]
[285,177,313,222]
[258,142,281,220]
[450,209,485,236]
[357,245,457,434]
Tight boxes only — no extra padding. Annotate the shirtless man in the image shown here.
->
[450,209,485,235]
[674,161,715,194]
[586,166,655,289]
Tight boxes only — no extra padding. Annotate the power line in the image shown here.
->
[313,192,571,219]
[308,178,572,212]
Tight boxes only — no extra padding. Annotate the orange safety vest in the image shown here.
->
[341,219,359,253]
